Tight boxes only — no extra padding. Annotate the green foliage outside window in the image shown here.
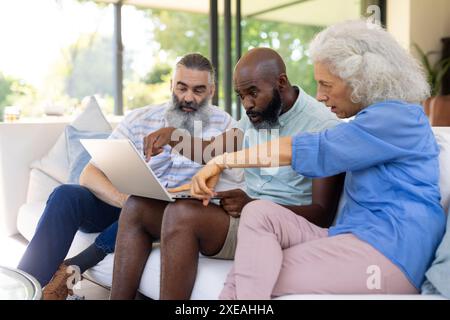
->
[0,3,324,120]
[149,9,323,100]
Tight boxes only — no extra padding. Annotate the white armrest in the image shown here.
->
[0,122,67,236]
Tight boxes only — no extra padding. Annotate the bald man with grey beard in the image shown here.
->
[110,48,344,300]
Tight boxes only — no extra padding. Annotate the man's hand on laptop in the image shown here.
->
[215,189,254,218]
[143,127,177,161]
[168,161,223,206]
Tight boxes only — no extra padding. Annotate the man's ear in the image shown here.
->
[277,73,288,91]
[209,83,216,100]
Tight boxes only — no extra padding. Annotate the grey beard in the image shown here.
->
[164,102,212,137]
[252,118,280,130]
[251,105,283,130]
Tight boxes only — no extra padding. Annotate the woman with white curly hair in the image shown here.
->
[170,20,446,299]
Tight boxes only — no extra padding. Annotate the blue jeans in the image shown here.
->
[17,184,121,286]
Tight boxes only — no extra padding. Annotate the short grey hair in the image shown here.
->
[174,53,215,85]
[309,20,430,106]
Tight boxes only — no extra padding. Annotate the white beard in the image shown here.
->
[164,100,212,137]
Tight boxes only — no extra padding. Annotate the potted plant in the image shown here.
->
[414,42,450,126]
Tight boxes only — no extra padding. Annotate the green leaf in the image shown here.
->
[413,43,450,96]
[413,43,433,77]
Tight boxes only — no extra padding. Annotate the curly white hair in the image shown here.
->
[309,20,430,106]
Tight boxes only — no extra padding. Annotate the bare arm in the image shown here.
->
[281,174,345,228]
[144,127,243,165]
[169,136,294,203]
[215,136,292,168]
[79,163,129,208]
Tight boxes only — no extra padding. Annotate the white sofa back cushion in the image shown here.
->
[26,169,61,204]
[434,128,450,213]
[30,96,112,184]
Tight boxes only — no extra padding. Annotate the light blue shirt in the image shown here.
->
[236,86,341,205]
[291,100,446,289]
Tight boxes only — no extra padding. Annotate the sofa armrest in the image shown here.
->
[0,122,68,236]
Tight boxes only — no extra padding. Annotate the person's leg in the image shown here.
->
[269,234,417,298]
[64,221,119,274]
[219,200,328,300]
[110,196,168,300]
[17,184,120,287]
[44,222,120,300]
[159,199,231,300]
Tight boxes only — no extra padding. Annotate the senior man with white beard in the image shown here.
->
[17,53,241,300]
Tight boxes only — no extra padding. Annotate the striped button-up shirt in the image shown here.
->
[109,102,236,188]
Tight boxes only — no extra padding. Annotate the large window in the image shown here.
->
[0,0,379,122]
[0,0,117,120]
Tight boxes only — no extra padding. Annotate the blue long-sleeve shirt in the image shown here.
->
[291,100,446,289]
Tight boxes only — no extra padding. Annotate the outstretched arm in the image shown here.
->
[213,136,293,169]
[169,136,293,204]
[144,127,244,164]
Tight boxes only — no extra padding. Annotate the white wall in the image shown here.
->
[410,0,450,62]
[387,0,411,49]
[387,0,450,62]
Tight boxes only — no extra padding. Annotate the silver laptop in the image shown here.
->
[80,139,193,202]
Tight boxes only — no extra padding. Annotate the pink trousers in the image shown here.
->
[219,200,417,300]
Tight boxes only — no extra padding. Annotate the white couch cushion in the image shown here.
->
[29,133,69,184]
[25,169,61,204]
[434,128,450,213]
[87,248,233,300]
[16,202,46,241]
[30,96,112,184]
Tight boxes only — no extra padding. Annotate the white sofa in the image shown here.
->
[1,121,449,300]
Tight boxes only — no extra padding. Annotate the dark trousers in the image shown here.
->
[17,184,121,286]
